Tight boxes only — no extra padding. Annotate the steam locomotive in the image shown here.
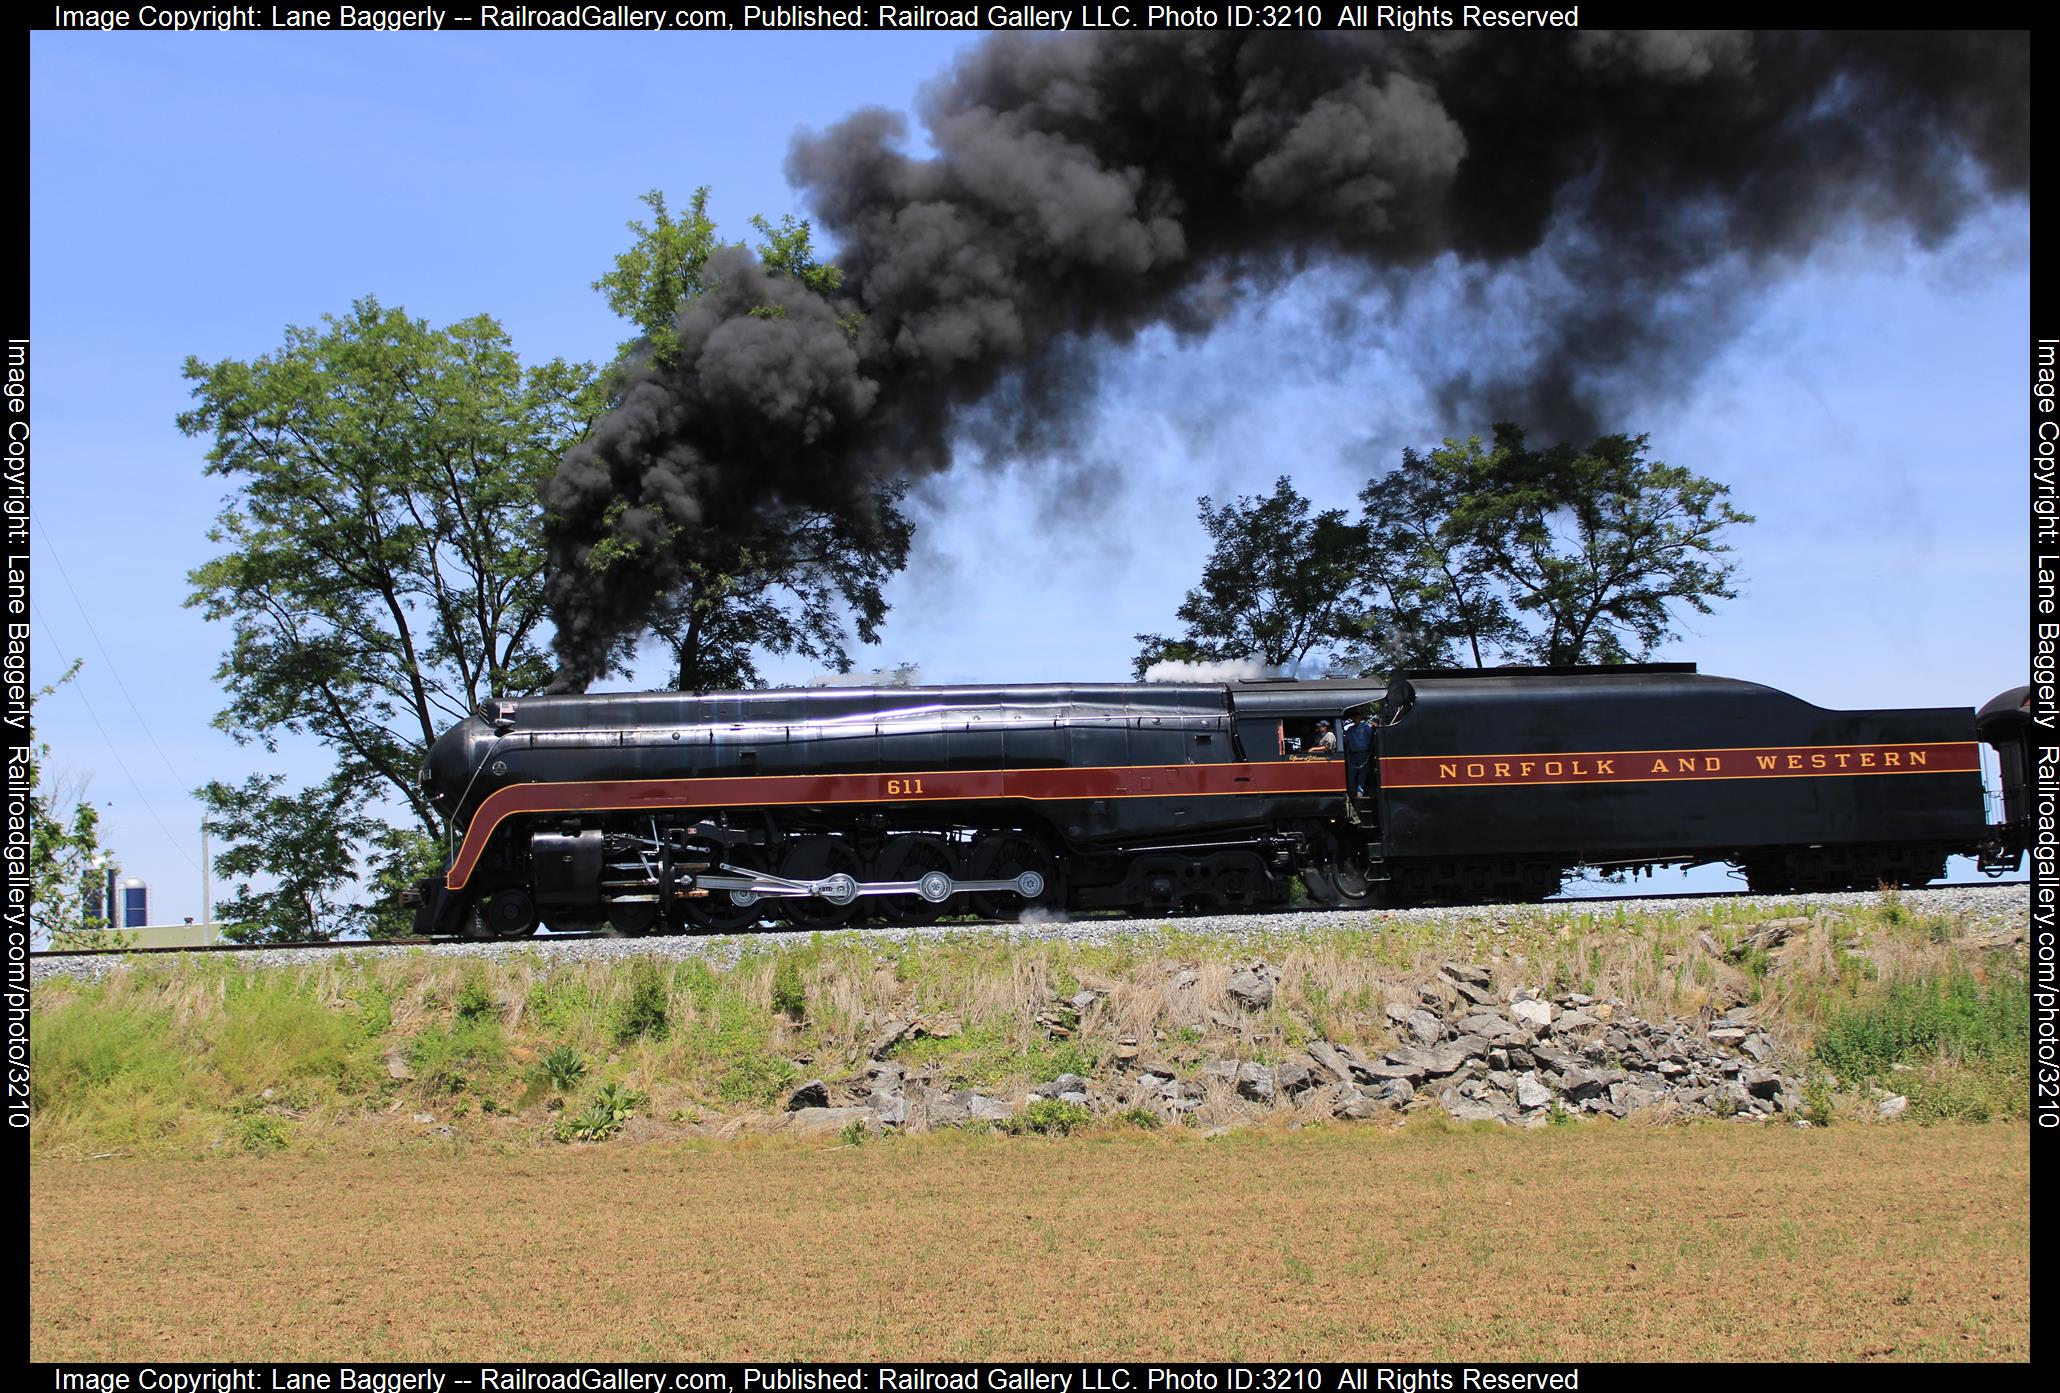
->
[405,664,2032,938]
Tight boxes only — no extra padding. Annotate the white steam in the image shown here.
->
[1140,657,1280,684]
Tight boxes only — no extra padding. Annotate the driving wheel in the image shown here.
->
[967,833,1061,920]
[871,835,960,925]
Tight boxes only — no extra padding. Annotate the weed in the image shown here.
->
[1915,1049,2031,1122]
[538,1045,587,1092]
[838,1118,870,1146]
[1002,1099,1094,1136]
[614,960,670,1044]
[210,978,364,1095]
[770,958,806,1019]
[409,1015,505,1096]
[1800,1075,1835,1128]
[1111,1107,1162,1130]
[1028,1040,1099,1081]
[555,1083,646,1143]
[25,891,2031,1160]
[351,983,393,1039]
[525,977,597,1035]
[232,1113,290,1153]
[1813,963,2028,1087]
[714,1052,798,1106]
[455,975,496,1023]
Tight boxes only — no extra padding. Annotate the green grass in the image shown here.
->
[31,1004,199,1148]
[1814,962,2028,1077]
[408,1014,507,1097]
[1811,959,2030,1121]
[770,958,806,1018]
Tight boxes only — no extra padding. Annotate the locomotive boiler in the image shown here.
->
[405,664,2031,937]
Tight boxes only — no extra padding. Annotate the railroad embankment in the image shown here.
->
[28,886,2028,1155]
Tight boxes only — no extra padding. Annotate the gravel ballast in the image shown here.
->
[31,882,2027,985]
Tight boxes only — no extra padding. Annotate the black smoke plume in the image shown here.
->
[542,30,2027,691]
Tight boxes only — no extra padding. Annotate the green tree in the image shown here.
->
[1354,442,1523,672]
[648,500,913,691]
[1132,477,1373,678]
[199,774,381,942]
[183,298,602,833]
[1142,427,1752,682]
[591,188,722,364]
[24,661,112,945]
[1430,425,1753,665]
[361,824,447,939]
[182,299,604,934]
[591,189,910,691]
[748,211,846,298]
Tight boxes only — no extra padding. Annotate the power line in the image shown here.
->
[30,600,201,872]
[33,514,197,790]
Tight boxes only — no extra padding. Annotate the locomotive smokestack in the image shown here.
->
[541,30,2028,693]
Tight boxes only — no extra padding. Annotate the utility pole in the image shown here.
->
[200,821,212,927]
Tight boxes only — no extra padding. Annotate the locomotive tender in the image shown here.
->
[407,664,2032,938]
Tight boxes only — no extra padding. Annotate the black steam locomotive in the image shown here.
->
[406,664,2032,938]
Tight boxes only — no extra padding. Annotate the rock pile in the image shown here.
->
[1265,961,1806,1126]
[769,958,1807,1136]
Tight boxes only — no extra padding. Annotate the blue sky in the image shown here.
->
[29,32,2030,922]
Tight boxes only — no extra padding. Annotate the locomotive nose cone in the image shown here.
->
[423,716,488,811]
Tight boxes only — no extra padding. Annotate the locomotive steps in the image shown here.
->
[28,884,2028,1154]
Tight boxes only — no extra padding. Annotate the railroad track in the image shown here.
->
[30,880,2024,958]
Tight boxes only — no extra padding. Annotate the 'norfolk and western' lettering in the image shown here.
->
[1381,742,1980,789]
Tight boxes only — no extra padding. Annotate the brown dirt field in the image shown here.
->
[31,1121,2029,1362]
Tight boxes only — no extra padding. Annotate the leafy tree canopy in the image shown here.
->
[1133,477,1372,679]
[179,188,910,941]
[1438,425,1754,666]
[182,297,603,831]
[589,188,909,691]
[182,299,603,936]
[592,188,721,364]
[199,774,380,943]
[1137,427,1753,680]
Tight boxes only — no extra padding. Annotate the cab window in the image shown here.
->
[1282,717,1336,758]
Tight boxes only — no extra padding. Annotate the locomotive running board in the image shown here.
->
[693,863,1046,908]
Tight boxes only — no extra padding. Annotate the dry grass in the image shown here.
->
[30,1120,2029,1362]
